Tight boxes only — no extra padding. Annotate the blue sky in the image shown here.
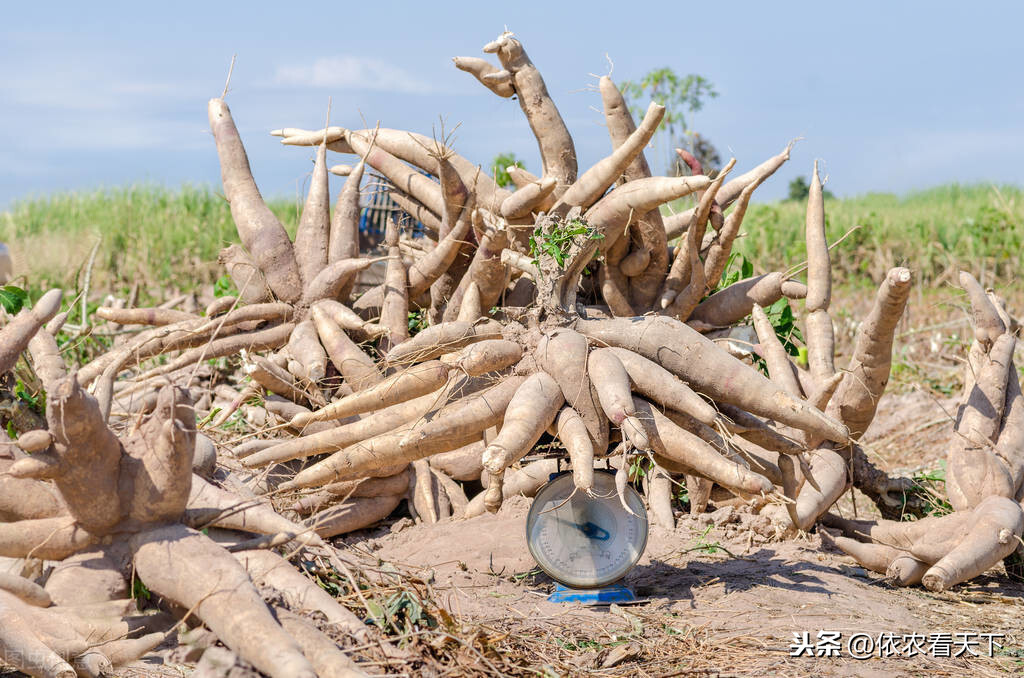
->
[2,1,1023,210]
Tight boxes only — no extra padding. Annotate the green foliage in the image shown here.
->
[554,637,604,652]
[196,407,221,428]
[3,376,46,439]
[763,297,803,358]
[491,152,525,188]
[14,378,44,413]
[787,175,835,201]
[620,67,718,175]
[528,217,603,271]
[890,349,958,396]
[743,297,804,375]
[213,274,237,298]
[408,309,427,335]
[907,461,954,517]
[674,483,690,509]
[666,183,1024,285]
[312,572,343,597]
[715,256,803,373]
[366,589,436,636]
[787,176,810,202]
[132,578,151,602]
[619,68,717,143]
[716,253,754,291]
[690,525,724,555]
[627,455,653,483]
[55,325,114,368]
[216,409,251,433]
[0,285,27,315]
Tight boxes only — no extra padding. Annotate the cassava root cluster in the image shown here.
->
[1,29,1022,678]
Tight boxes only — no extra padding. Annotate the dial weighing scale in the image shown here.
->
[525,469,648,604]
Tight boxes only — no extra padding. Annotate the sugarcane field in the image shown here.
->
[2,5,1024,677]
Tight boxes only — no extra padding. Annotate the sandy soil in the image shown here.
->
[324,479,1023,676]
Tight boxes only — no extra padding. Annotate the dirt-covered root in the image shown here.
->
[659,158,734,318]
[78,301,295,388]
[575,315,848,443]
[280,376,523,490]
[633,398,774,497]
[596,77,667,312]
[0,585,166,678]
[29,30,1024,677]
[0,318,390,674]
[825,267,913,439]
[844,443,917,519]
[246,301,866,525]
[0,289,62,374]
[209,97,303,303]
[307,494,406,537]
[823,495,1024,591]
[468,31,578,195]
[131,523,317,678]
[737,177,921,528]
[946,276,1022,510]
[481,372,564,512]
[465,459,559,518]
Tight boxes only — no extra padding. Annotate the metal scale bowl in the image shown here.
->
[525,469,648,603]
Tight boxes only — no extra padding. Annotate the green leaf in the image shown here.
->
[491,152,525,188]
[618,68,718,149]
[197,407,221,428]
[365,600,386,627]
[716,253,755,292]
[551,244,564,267]
[0,286,28,315]
[741,257,753,279]
[675,485,690,506]
[213,275,237,299]
[408,309,427,335]
[14,379,44,412]
[132,578,151,601]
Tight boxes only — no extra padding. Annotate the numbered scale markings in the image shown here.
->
[526,470,648,589]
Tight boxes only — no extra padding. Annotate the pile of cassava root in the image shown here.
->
[1,29,1023,677]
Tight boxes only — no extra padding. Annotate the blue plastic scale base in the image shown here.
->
[547,583,636,605]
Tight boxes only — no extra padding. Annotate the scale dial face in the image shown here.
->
[526,470,648,589]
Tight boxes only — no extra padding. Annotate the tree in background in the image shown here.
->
[788,175,835,201]
[619,67,718,176]
[491,152,526,188]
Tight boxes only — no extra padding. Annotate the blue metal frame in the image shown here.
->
[547,583,637,605]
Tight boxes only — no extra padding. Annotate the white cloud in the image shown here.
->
[272,56,433,94]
